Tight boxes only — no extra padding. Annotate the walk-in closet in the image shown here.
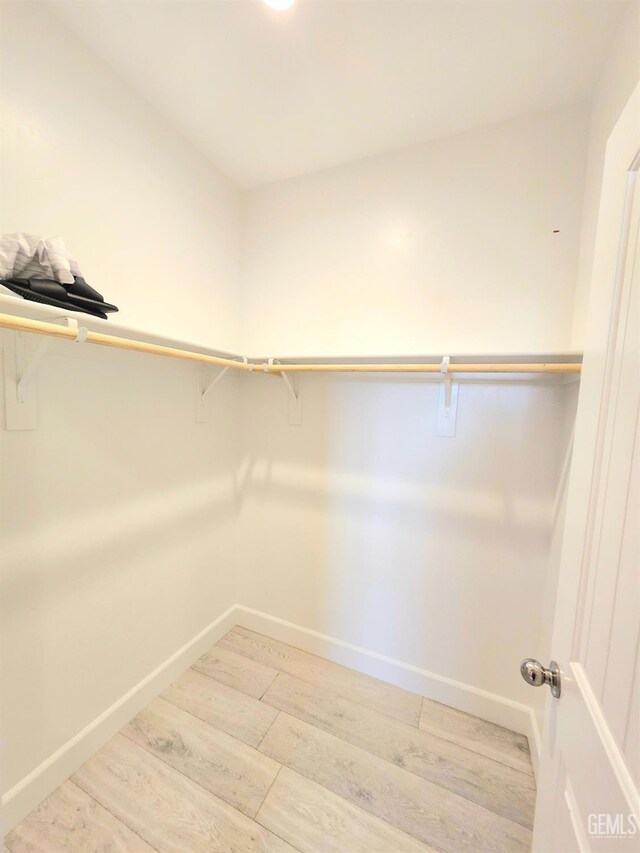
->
[1,1,639,850]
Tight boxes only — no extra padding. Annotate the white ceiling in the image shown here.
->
[51,0,627,187]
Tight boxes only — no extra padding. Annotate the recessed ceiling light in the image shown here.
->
[263,0,295,10]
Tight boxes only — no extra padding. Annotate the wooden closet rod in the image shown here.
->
[0,312,582,374]
[0,312,255,371]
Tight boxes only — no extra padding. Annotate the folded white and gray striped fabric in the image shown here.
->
[0,233,83,284]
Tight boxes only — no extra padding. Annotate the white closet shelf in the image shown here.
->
[0,293,244,365]
[0,295,582,375]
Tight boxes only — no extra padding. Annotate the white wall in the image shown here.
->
[0,1,242,353]
[572,0,640,348]
[241,105,589,356]
[236,105,589,734]
[237,374,577,725]
[533,380,579,733]
[0,2,242,825]
[0,340,240,797]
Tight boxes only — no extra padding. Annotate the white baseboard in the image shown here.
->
[233,605,541,776]
[1,604,239,833]
[2,601,541,833]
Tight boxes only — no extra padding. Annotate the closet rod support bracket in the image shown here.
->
[16,317,86,403]
[5,317,87,430]
[268,358,302,425]
[437,355,458,437]
[196,356,248,422]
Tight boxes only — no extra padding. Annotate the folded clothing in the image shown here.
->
[0,233,118,318]
[0,277,118,319]
[0,233,81,284]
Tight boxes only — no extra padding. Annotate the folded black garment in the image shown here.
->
[0,276,118,320]
[68,276,105,303]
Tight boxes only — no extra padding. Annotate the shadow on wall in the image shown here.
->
[3,474,237,589]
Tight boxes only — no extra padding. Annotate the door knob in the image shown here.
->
[520,658,561,698]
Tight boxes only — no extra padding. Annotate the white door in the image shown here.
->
[531,82,640,852]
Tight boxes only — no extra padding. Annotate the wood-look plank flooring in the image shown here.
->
[261,673,535,828]
[6,627,536,852]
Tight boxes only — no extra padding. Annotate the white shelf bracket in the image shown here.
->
[4,317,87,430]
[196,356,248,422]
[16,319,87,402]
[267,358,302,425]
[16,335,51,404]
[202,366,230,400]
[436,355,459,437]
